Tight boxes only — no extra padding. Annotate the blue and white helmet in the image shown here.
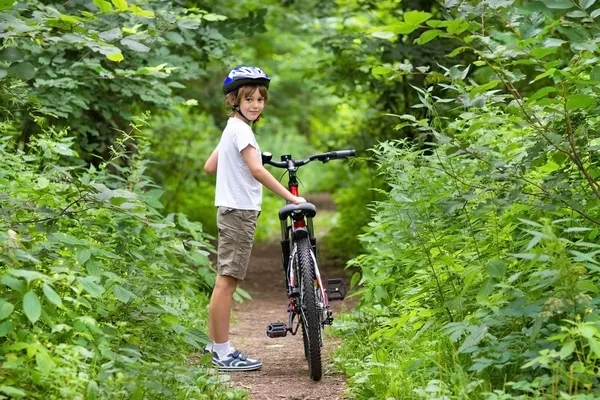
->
[223,66,271,95]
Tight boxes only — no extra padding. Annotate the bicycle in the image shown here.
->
[262,149,356,381]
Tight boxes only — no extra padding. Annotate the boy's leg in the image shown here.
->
[208,274,238,343]
[206,207,261,371]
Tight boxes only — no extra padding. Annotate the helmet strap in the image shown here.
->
[233,105,261,127]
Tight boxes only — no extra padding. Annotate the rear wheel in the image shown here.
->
[297,236,322,381]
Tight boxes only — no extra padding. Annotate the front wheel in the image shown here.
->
[297,237,322,381]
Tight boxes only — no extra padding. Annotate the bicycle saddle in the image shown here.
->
[278,202,317,220]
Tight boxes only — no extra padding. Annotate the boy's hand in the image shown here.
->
[290,196,306,204]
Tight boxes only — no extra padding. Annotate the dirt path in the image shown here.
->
[227,194,354,399]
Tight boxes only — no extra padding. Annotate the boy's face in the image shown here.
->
[238,88,265,121]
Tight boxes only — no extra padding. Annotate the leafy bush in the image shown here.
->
[334,1,600,398]
[144,109,220,236]
[0,123,244,399]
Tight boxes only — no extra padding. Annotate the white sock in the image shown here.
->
[212,341,232,359]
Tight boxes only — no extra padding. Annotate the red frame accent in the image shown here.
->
[290,185,298,196]
[290,184,305,229]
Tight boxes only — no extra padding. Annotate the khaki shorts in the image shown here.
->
[216,207,260,280]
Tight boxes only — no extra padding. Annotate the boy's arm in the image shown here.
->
[204,147,218,174]
[241,145,305,204]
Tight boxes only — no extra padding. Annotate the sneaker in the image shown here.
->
[212,349,262,371]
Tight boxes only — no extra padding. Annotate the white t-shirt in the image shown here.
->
[214,117,262,211]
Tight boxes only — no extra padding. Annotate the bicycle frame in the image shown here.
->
[279,161,330,334]
[263,149,355,381]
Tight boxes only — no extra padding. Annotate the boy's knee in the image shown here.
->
[214,275,238,293]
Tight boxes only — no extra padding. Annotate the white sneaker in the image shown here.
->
[212,349,262,371]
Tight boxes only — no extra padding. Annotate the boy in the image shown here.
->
[203,66,305,371]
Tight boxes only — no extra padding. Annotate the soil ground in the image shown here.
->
[222,194,355,399]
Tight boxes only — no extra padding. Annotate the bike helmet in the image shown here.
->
[223,66,271,95]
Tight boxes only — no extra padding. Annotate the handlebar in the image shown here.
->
[262,149,356,169]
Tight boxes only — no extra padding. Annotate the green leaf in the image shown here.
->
[350,272,361,288]
[486,0,514,8]
[79,277,106,297]
[565,227,592,232]
[528,86,557,102]
[177,18,200,30]
[477,277,497,301]
[51,232,82,245]
[559,340,576,359]
[235,287,252,300]
[106,52,124,62]
[577,279,599,293]
[86,260,102,277]
[589,338,600,358]
[531,47,558,58]
[37,176,49,189]
[87,380,99,400]
[567,94,596,110]
[120,37,150,52]
[130,4,154,17]
[415,29,442,45]
[532,68,556,83]
[486,260,506,278]
[111,0,128,11]
[544,38,566,47]
[0,321,13,337]
[42,284,63,308]
[579,324,597,338]
[77,249,91,265]
[571,250,600,264]
[510,252,550,261]
[404,10,432,25]
[0,386,26,398]
[0,300,14,320]
[9,269,46,284]
[542,0,574,8]
[580,0,596,9]
[591,66,600,81]
[112,285,134,303]
[35,350,56,375]
[165,31,185,44]
[7,62,36,80]
[371,31,396,40]
[592,8,600,17]
[526,233,543,250]
[471,80,500,94]
[446,19,470,35]
[93,0,112,12]
[201,13,227,21]
[391,21,421,34]
[0,48,23,62]
[23,291,41,324]
[1,275,26,294]
[372,66,392,76]
[458,325,488,353]
[0,0,15,10]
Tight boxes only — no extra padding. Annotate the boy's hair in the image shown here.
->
[225,84,269,116]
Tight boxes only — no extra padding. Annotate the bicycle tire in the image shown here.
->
[302,317,309,360]
[297,236,322,381]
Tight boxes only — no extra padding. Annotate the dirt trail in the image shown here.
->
[227,194,354,399]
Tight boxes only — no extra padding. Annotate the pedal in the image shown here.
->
[326,278,346,301]
[266,322,288,338]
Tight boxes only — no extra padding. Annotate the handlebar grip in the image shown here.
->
[330,149,356,159]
